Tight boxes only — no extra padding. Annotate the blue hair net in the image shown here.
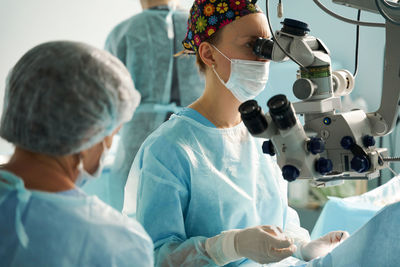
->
[0,41,140,156]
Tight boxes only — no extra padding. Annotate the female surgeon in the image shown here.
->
[123,0,349,266]
[0,41,153,266]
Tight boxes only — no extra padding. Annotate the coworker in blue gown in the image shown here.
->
[0,41,153,266]
[123,0,349,266]
[105,0,204,210]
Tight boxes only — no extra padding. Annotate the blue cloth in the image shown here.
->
[311,197,378,239]
[0,170,153,267]
[306,201,400,267]
[105,8,204,210]
[311,175,400,239]
[123,111,303,266]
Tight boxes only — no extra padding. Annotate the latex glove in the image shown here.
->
[205,225,297,266]
[299,231,350,261]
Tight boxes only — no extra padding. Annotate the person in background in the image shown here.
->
[105,0,204,211]
[123,0,349,266]
[0,41,153,266]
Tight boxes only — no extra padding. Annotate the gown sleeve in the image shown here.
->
[133,138,218,267]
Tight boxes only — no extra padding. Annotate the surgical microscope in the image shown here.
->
[239,0,400,186]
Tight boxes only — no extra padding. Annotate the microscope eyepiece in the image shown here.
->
[281,18,310,36]
[239,100,268,135]
[253,37,274,60]
[267,94,296,130]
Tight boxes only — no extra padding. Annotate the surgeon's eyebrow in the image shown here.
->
[239,32,270,38]
[236,34,270,42]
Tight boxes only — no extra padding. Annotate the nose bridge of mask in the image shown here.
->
[230,59,270,82]
[212,45,269,79]
[211,44,270,103]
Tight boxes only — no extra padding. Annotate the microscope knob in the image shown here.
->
[282,165,300,182]
[363,135,376,147]
[307,137,325,154]
[351,155,371,173]
[315,157,333,175]
[340,136,354,150]
[293,79,314,100]
[262,140,276,156]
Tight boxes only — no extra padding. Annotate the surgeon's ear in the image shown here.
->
[198,42,215,68]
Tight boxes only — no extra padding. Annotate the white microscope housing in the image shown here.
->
[240,12,399,186]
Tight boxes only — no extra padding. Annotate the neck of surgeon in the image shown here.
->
[190,68,242,129]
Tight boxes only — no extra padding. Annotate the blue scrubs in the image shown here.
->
[124,108,303,266]
[0,170,153,267]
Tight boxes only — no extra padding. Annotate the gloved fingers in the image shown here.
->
[260,225,289,240]
[272,244,297,254]
[270,244,297,260]
[326,231,350,243]
[272,236,295,249]
[260,225,281,236]
[260,226,294,249]
[340,231,350,241]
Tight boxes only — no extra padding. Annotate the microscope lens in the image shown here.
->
[253,37,274,60]
[269,98,286,110]
[239,100,268,135]
[267,94,296,130]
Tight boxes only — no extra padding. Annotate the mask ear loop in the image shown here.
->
[101,140,109,163]
[77,152,85,173]
[76,140,107,174]
[211,44,232,63]
[210,45,233,86]
[212,64,228,86]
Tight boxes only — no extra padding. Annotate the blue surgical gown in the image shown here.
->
[0,170,153,267]
[306,200,400,267]
[105,8,204,211]
[311,175,400,239]
[124,108,305,266]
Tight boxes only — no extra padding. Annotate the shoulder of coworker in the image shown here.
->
[88,196,152,241]
[107,12,152,40]
[172,8,190,19]
[82,197,154,259]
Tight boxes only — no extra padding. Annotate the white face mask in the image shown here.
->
[212,45,270,103]
[75,141,109,187]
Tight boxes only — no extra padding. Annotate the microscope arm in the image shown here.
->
[368,22,400,136]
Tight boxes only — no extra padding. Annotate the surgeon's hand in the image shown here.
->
[205,225,296,266]
[299,231,350,261]
[235,225,297,264]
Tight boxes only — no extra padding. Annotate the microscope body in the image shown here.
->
[241,18,392,185]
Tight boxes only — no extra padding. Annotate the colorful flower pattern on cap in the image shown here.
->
[182,0,262,52]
